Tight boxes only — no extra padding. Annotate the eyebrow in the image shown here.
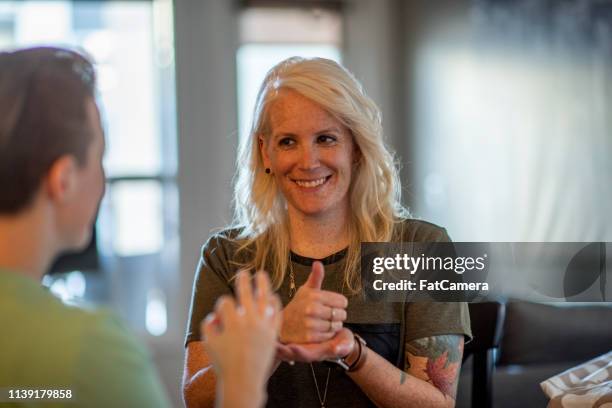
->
[273,127,342,139]
[316,127,341,135]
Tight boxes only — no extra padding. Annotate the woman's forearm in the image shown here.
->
[218,379,266,408]
[347,347,455,408]
[183,354,283,408]
[183,365,217,408]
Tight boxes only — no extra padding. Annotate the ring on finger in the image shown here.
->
[330,307,336,320]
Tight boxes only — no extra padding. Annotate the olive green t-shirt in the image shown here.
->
[185,219,472,408]
[0,269,170,408]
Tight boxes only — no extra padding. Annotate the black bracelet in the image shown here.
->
[322,333,368,371]
[347,333,367,372]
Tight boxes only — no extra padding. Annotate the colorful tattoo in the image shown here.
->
[404,335,464,398]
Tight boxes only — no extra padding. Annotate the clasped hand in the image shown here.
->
[277,261,354,363]
[202,262,355,369]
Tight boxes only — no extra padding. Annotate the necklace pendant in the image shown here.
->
[289,282,296,298]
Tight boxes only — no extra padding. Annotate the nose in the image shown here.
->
[298,144,320,171]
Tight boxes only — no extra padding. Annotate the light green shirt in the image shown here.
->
[0,269,170,408]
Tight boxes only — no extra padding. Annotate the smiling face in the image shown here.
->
[260,90,358,221]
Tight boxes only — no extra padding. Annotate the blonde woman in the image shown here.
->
[183,57,471,408]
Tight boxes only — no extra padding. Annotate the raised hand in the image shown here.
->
[202,270,281,406]
[280,261,348,344]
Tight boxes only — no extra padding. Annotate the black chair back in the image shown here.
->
[463,302,506,408]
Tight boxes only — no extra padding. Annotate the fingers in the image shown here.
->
[214,295,238,326]
[201,312,219,340]
[304,303,347,322]
[315,290,348,309]
[285,344,326,362]
[328,306,347,322]
[276,342,296,361]
[255,271,271,299]
[254,270,274,315]
[308,329,338,343]
[304,261,325,289]
[237,270,279,320]
[286,340,336,362]
[304,317,343,333]
[235,270,255,313]
[271,294,283,332]
[329,328,354,357]
[283,329,355,363]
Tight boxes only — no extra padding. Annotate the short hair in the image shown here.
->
[233,57,408,292]
[0,47,97,214]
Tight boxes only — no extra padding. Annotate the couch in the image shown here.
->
[456,301,612,408]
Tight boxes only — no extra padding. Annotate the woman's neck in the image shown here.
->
[287,207,351,259]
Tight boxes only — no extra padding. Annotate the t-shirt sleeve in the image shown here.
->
[404,302,472,343]
[75,312,171,408]
[402,220,473,343]
[184,233,236,346]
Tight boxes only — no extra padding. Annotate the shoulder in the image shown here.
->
[48,304,144,357]
[395,218,451,242]
[196,226,253,283]
[76,310,170,407]
[201,226,244,252]
[80,308,140,345]
[16,287,114,341]
[1,290,145,380]
[404,302,472,343]
[200,226,248,261]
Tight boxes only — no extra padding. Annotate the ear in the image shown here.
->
[44,155,79,204]
[258,134,272,169]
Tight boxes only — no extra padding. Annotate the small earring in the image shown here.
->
[265,168,271,174]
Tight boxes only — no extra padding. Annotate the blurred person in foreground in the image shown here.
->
[183,57,472,408]
[0,47,169,407]
[202,270,282,408]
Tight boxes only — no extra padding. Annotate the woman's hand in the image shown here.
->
[201,271,281,407]
[276,328,355,363]
[280,261,348,344]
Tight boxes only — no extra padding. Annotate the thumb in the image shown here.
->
[332,329,355,357]
[305,261,325,289]
[201,313,220,341]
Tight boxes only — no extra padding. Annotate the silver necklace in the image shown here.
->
[289,261,331,408]
[310,362,331,408]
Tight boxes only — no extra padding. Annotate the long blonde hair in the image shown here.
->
[233,57,409,293]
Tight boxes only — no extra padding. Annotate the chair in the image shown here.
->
[463,302,506,408]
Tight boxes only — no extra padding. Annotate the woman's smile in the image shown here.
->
[260,89,357,219]
[291,175,332,189]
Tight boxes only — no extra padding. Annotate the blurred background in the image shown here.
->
[1,0,610,406]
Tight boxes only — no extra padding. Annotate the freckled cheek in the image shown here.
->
[270,152,299,175]
[321,152,352,176]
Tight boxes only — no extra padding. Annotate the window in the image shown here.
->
[236,6,342,141]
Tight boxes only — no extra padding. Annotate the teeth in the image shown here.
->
[295,177,327,188]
